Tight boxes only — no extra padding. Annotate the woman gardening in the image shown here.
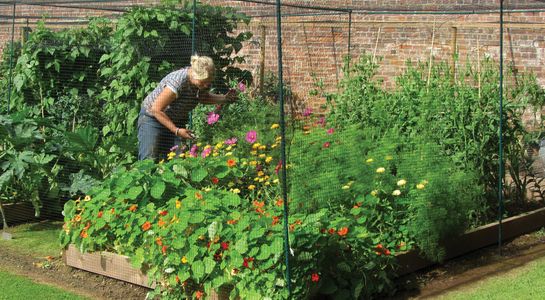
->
[137,55,237,160]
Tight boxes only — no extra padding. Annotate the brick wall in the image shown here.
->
[1,0,545,115]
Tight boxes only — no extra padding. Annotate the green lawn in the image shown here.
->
[439,255,545,299]
[0,221,62,258]
[0,268,88,300]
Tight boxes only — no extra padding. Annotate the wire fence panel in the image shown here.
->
[1,1,545,299]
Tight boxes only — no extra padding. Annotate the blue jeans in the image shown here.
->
[137,111,180,160]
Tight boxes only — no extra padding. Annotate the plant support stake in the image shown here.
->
[275,0,292,296]
[6,0,16,113]
[498,0,505,255]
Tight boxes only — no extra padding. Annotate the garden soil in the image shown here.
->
[391,229,545,299]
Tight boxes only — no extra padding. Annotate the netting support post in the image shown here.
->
[192,0,196,55]
[347,10,352,69]
[498,0,505,256]
[6,1,17,113]
[275,0,292,297]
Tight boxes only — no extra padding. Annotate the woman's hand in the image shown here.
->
[176,128,195,139]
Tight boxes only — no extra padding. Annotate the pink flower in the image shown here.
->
[326,128,335,135]
[238,82,246,92]
[245,130,257,144]
[316,117,326,127]
[169,145,179,152]
[189,144,199,157]
[323,142,330,148]
[207,112,220,125]
[201,147,212,158]
[302,108,312,117]
[224,137,238,145]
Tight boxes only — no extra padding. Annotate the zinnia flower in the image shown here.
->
[316,116,326,127]
[326,127,335,135]
[129,204,138,212]
[323,142,331,148]
[366,158,374,163]
[337,227,349,236]
[311,273,320,282]
[141,221,151,231]
[207,112,220,125]
[224,137,237,145]
[201,147,212,158]
[302,107,312,117]
[227,159,236,167]
[189,144,199,157]
[245,130,257,143]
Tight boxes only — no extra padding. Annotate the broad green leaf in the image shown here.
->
[191,260,205,279]
[126,186,143,200]
[204,257,216,273]
[256,244,271,261]
[191,167,208,182]
[151,180,166,199]
[235,236,248,254]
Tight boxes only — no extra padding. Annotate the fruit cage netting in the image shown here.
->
[1,0,545,299]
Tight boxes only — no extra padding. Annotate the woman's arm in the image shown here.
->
[149,88,194,139]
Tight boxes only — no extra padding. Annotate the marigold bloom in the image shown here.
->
[181,256,188,264]
[276,199,284,207]
[195,192,203,200]
[258,154,266,159]
[157,218,166,227]
[142,221,151,231]
[328,228,336,235]
[265,156,273,163]
[227,159,236,167]
[74,215,82,222]
[337,227,349,236]
[376,167,386,174]
[271,123,280,129]
[311,273,320,282]
[227,219,237,225]
[397,179,407,186]
[248,185,256,190]
[257,171,265,177]
[272,216,280,226]
[167,151,176,160]
[156,237,163,246]
[162,245,168,255]
[232,188,241,194]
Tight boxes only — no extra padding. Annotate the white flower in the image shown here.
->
[392,190,401,196]
[397,179,407,187]
[376,167,386,174]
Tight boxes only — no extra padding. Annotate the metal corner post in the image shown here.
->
[498,0,505,254]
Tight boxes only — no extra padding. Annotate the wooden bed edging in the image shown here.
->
[396,206,545,276]
[63,244,153,288]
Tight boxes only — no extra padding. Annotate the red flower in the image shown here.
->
[375,244,383,250]
[162,245,168,255]
[211,177,219,184]
[175,275,180,284]
[384,249,391,256]
[110,208,115,214]
[195,291,204,299]
[275,199,284,207]
[323,142,331,148]
[337,227,349,236]
[272,216,280,226]
[155,237,163,246]
[311,273,320,282]
[275,160,283,174]
[242,257,254,268]
[159,210,168,216]
[80,230,88,238]
[141,221,151,231]
[221,242,229,250]
[227,159,237,167]
[328,228,336,235]
[97,211,103,218]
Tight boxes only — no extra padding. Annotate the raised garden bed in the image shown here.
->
[396,206,545,275]
[64,207,545,296]
[1,202,38,229]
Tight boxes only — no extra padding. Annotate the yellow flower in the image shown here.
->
[176,199,182,209]
[228,182,235,187]
[397,179,407,187]
[259,145,267,151]
[250,151,258,156]
[179,153,186,158]
[212,153,219,157]
[385,155,393,161]
[271,123,280,129]
[226,146,232,151]
[273,179,280,184]
[225,152,233,156]
[258,178,265,183]
[204,187,212,192]
[196,143,202,147]
[265,182,270,186]
[181,256,188,264]
[271,144,278,149]
[84,195,91,202]
[259,154,266,158]
[248,185,256,190]
[376,167,385,174]
[232,188,241,194]
[167,151,176,160]
[392,190,401,196]
[422,180,429,185]
[159,159,165,164]
[371,190,378,197]
[366,158,374,163]
[257,171,265,177]
[252,143,261,150]
[249,161,258,166]
[416,183,425,190]
[275,136,282,141]
[265,156,273,163]
[254,177,260,181]
[342,185,350,190]
[215,142,223,149]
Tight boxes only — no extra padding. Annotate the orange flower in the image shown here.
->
[110,208,115,214]
[141,221,151,231]
[159,210,168,216]
[272,216,280,226]
[158,218,166,227]
[227,159,236,167]
[275,199,284,207]
[195,192,203,200]
[74,215,82,222]
[195,291,204,299]
[129,204,138,212]
[156,237,163,246]
[80,230,88,238]
[97,211,103,218]
[227,219,237,225]
[337,227,349,236]
[162,245,168,255]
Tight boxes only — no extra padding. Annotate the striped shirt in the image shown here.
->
[141,67,200,128]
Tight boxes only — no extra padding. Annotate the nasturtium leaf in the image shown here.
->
[131,248,145,269]
[208,221,218,241]
[256,244,271,260]
[189,212,205,224]
[191,260,205,279]
[151,180,166,199]
[191,167,208,182]
[126,186,143,200]
[235,236,248,254]
[204,257,216,273]
[172,165,188,177]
